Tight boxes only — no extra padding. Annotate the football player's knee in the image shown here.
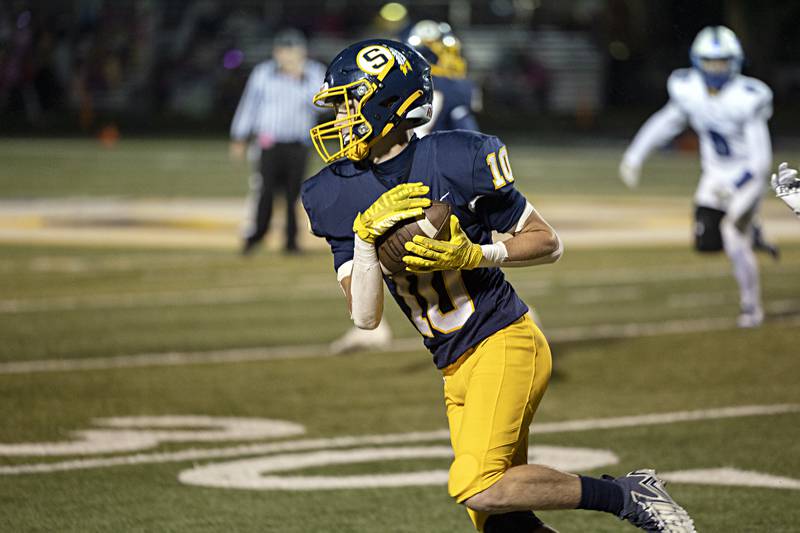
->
[449,454,481,502]
[694,206,725,252]
[464,491,496,514]
[463,481,513,514]
[695,235,723,253]
[719,216,752,253]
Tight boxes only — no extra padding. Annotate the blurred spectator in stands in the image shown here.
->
[486,48,550,115]
[0,8,41,124]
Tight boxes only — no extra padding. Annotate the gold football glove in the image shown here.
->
[402,215,483,272]
[353,182,431,244]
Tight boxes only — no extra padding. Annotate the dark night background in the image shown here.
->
[1,0,798,137]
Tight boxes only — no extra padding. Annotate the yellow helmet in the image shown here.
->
[404,20,467,78]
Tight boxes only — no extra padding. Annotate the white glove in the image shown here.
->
[619,161,641,189]
[771,162,800,217]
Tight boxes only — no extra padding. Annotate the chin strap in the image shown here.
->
[346,128,390,161]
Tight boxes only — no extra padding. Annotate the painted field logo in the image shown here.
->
[0,416,305,456]
[1,405,799,492]
[178,445,618,491]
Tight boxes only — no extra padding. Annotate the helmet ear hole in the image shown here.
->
[379,95,400,108]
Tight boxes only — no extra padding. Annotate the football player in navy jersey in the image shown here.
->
[406,20,480,136]
[302,39,696,532]
[329,20,481,354]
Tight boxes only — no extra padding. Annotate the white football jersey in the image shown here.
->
[623,68,773,212]
[667,68,772,175]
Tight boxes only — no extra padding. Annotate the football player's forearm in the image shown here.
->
[624,102,687,167]
[479,202,563,268]
[503,229,563,265]
[508,202,563,265]
[349,237,384,329]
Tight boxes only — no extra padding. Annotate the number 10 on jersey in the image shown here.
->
[486,146,515,189]
[394,271,475,336]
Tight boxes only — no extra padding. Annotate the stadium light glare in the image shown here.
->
[380,3,408,23]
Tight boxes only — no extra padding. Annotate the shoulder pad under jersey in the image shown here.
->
[667,68,701,104]
[734,76,773,120]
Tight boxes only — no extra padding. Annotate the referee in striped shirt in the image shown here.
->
[230,28,325,255]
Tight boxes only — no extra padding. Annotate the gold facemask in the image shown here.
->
[309,79,379,163]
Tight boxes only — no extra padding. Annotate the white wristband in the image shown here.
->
[478,241,508,268]
[479,232,564,268]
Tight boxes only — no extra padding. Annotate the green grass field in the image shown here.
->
[0,137,720,198]
[1,138,799,532]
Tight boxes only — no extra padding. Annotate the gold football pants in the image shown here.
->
[442,313,552,531]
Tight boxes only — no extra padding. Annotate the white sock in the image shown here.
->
[721,220,761,312]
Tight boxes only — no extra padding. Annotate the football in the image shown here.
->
[376,201,452,275]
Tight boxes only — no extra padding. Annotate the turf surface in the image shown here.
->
[6,136,798,198]
[1,139,799,532]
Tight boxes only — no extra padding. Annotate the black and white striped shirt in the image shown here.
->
[230,59,327,144]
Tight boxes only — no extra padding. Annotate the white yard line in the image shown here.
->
[667,291,733,308]
[567,286,642,304]
[660,468,800,490]
[0,404,796,475]
[2,312,799,375]
[0,344,338,375]
[2,261,798,314]
[0,285,341,313]
[554,263,800,288]
[534,404,800,433]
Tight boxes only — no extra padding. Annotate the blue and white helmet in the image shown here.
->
[690,26,744,90]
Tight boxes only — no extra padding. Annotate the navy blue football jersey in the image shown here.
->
[301,131,529,369]
[431,76,479,132]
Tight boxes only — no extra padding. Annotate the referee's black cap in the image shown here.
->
[274,28,307,49]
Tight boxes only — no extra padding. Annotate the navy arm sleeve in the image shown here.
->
[328,236,355,273]
[471,136,527,233]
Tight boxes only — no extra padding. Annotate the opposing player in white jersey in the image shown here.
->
[620,26,775,328]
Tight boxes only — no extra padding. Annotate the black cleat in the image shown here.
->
[752,225,780,261]
[241,238,260,256]
[604,469,696,532]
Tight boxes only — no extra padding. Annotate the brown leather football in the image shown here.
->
[376,201,452,275]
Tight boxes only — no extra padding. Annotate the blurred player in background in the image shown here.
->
[772,162,800,217]
[304,39,696,533]
[329,20,481,354]
[620,26,777,328]
[406,20,480,136]
[230,28,325,255]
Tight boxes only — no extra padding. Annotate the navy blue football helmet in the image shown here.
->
[310,39,433,163]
